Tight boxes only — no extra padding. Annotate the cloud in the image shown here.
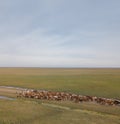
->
[0,0,120,67]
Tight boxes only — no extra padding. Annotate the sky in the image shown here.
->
[0,0,120,67]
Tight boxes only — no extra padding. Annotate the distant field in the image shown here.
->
[0,68,120,124]
[0,68,120,98]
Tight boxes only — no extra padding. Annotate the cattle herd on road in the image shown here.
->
[17,89,120,106]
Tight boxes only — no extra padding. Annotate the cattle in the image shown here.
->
[16,91,23,97]
[113,100,120,106]
[16,89,120,107]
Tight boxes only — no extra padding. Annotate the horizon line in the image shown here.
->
[0,67,120,69]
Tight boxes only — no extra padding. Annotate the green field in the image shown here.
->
[0,68,120,124]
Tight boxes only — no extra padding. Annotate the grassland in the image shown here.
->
[0,68,120,124]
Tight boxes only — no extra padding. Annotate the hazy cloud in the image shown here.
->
[0,0,120,67]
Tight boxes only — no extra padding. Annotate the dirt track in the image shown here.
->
[0,87,17,93]
[0,86,22,98]
[0,86,120,106]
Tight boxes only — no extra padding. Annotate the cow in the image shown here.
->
[113,100,120,106]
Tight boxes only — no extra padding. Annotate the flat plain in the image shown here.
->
[0,68,120,124]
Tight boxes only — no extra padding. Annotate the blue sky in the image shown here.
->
[0,0,120,67]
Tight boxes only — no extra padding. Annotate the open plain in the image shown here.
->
[0,68,120,124]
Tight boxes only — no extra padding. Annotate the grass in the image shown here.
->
[0,99,120,124]
[0,68,120,98]
[0,68,120,124]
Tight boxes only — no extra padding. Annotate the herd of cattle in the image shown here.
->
[17,89,120,106]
